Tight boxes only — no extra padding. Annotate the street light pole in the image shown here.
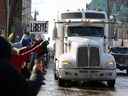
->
[107,0,111,19]
[107,0,113,47]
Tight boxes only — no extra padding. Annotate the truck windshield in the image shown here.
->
[67,26,104,37]
[61,12,82,19]
[85,12,105,19]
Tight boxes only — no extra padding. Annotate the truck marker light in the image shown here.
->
[108,61,114,65]
[62,60,70,64]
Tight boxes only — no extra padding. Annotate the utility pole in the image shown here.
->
[6,0,10,38]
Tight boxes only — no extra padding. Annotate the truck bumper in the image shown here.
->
[57,68,116,81]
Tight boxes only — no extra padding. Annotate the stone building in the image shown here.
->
[9,0,22,36]
[87,0,128,47]
[22,0,32,32]
[0,0,7,35]
[0,0,32,40]
[8,0,31,41]
[87,0,128,19]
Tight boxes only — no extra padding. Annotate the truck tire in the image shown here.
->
[54,73,58,80]
[126,69,128,75]
[107,80,115,88]
[58,78,65,86]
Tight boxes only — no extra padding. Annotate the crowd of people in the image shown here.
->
[0,32,49,96]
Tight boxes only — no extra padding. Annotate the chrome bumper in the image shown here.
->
[57,68,116,81]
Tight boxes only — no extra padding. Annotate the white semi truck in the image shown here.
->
[53,10,116,87]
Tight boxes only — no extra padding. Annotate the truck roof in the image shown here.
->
[60,10,108,20]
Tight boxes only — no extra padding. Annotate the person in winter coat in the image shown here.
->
[21,32,32,47]
[0,36,40,96]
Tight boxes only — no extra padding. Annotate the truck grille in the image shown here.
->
[77,46,100,67]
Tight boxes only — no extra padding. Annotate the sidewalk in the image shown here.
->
[37,59,59,96]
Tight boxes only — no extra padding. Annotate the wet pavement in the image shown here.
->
[37,62,128,96]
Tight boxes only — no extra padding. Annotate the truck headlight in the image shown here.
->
[62,60,70,64]
[107,61,114,65]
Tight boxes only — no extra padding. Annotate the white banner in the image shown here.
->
[30,21,48,33]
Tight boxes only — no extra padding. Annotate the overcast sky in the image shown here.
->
[32,0,91,20]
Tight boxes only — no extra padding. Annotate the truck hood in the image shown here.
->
[68,36,105,48]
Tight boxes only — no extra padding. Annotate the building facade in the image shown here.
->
[8,0,31,41]
[0,0,7,35]
[22,0,32,32]
[9,0,22,34]
[87,0,128,47]
[0,0,31,40]
[87,0,128,21]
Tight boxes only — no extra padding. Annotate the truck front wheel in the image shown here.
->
[58,78,65,86]
[126,69,128,75]
[107,80,115,88]
[54,73,58,80]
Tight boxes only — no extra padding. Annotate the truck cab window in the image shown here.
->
[67,26,104,37]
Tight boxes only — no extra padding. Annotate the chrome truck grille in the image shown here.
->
[77,46,100,67]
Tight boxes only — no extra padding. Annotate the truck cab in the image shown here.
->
[53,10,116,87]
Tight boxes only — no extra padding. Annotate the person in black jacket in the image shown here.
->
[0,36,39,96]
[42,40,49,67]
